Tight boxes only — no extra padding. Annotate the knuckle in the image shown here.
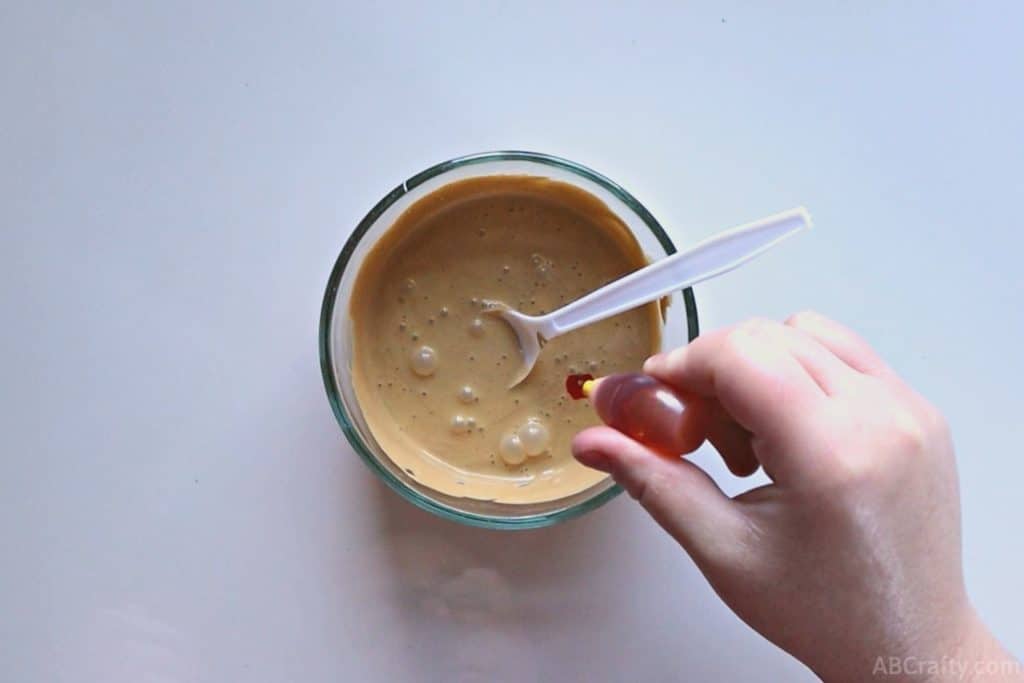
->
[724,318,775,353]
[635,469,674,510]
[815,393,950,496]
[741,317,776,336]
[785,309,822,329]
[829,452,887,492]
[721,328,752,357]
[812,424,883,490]
[888,408,930,456]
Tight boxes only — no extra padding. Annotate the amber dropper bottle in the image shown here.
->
[567,373,707,456]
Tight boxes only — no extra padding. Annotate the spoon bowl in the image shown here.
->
[483,303,545,387]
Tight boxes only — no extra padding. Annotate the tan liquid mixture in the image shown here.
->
[350,175,662,503]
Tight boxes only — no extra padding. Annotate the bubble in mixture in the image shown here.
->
[440,306,449,317]
[403,278,417,292]
[450,414,471,435]
[531,252,554,279]
[499,432,527,465]
[457,385,475,404]
[410,345,438,377]
[469,318,485,337]
[518,419,551,456]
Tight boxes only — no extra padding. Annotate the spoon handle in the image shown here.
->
[536,207,811,340]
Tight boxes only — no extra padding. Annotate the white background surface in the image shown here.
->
[2,2,1022,681]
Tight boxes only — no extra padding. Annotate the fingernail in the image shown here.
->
[643,353,665,373]
[574,450,613,472]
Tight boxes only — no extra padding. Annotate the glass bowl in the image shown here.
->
[319,151,698,529]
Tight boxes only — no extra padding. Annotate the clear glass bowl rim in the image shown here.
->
[318,150,699,529]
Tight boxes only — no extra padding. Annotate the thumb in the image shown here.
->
[572,426,748,566]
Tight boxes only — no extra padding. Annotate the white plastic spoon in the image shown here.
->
[486,206,812,387]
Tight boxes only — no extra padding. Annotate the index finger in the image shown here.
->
[644,321,829,475]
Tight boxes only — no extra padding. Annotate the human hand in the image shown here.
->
[572,312,1021,681]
